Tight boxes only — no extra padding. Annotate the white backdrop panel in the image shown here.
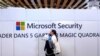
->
[14,21,39,56]
[75,21,98,56]
[0,21,14,56]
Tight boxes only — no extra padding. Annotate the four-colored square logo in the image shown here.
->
[16,22,25,30]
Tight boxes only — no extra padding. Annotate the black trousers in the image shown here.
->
[45,40,55,56]
[46,54,55,56]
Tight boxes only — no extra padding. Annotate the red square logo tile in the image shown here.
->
[16,22,20,26]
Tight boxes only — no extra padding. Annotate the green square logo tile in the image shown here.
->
[21,22,25,26]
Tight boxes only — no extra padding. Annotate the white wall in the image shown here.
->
[0,7,100,21]
[0,8,100,56]
[0,21,14,56]
[75,21,98,56]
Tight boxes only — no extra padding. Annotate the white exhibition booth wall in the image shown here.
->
[0,8,100,56]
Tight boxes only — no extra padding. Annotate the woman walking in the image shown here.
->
[43,29,61,56]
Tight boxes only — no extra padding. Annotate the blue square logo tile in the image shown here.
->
[16,26,20,30]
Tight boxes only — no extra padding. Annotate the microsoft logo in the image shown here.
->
[16,22,25,30]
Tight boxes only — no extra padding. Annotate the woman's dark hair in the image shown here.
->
[51,29,58,41]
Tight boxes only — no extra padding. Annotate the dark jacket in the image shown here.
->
[44,40,54,55]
